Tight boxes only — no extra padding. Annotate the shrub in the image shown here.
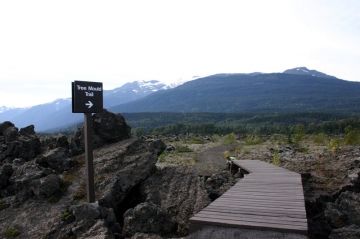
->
[188,136,206,144]
[223,133,237,145]
[176,145,193,153]
[313,133,328,145]
[211,134,221,142]
[223,150,230,159]
[60,209,75,223]
[293,124,305,144]
[4,227,20,238]
[344,127,360,145]
[272,150,281,166]
[0,199,8,210]
[328,138,341,154]
[73,182,86,201]
[245,134,262,145]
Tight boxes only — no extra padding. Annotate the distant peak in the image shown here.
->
[283,67,337,79]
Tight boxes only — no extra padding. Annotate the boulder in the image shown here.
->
[325,204,347,228]
[78,220,115,239]
[325,191,360,228]
[0,121,14,135]
[71,203,102,221]
[131,233,163,239]
[2,134,41,161]
[92,109,131,146]
[70,110,131,154]
[8,161,53,202]
[0,164,13,189]
[123,202,176,237]
[205,170,235,201]
[165,145,176,152]
[140,167,210,235]
[329,225,360,239]
[46,203,119,239]
[19,125,36,136]
[36,147,74,173]
[56,135,69,149]
[4,126,19,143]
[31,174,61,199]
[148,139,166,156]
[97,139,159,211]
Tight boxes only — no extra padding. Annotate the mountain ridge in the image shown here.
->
[0,80,174,131]
[1,67,358,132]
[111,70,360,114]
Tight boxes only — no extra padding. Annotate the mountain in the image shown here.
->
[0,107,28,124]
[104,80,170,107]
[0,80,170,131]
[111,68,360,114]
[283,67,337,79]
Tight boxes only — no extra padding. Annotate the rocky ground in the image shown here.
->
[0,112,239,239]
[1,114,359,239]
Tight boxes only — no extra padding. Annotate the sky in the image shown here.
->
[0,0,359,107]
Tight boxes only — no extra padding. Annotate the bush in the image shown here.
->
[60,209,75,223]
[223,150,230,159]
[0,199,8,210]
[176,145,193,153]
[328,138,341,154]
[313,133,328,145]
[344,127,360,145]
[272,150,281,166]
[188,136,206,144]
[4,227,20,238]
[223,133,237,145]
[293,124,305,144]
[245,134,262,145]
[73,182,86,201]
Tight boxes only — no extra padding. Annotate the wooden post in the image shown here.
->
[84,113,95,203]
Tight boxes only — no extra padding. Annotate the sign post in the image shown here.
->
[72,81,103,203]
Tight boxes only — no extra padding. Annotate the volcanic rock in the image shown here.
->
[36,147,74,173]
[123,202,176,236]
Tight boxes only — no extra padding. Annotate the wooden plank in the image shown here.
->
[215,197,305,205]
[205,204,307,213]
[196,211,307,223]
[190,217,308,233]
[214,194,305,201]
[210,203,305,211]
[202,207,307,218]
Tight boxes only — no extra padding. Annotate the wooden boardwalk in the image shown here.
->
[190,160,308,235]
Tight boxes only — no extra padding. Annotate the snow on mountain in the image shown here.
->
[0,80,175,131]
[0,106,14,113]
[283,67,337,79]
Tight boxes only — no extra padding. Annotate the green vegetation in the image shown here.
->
[0,199,8,210]
[122,112,360,137]
[187,136,206,144]
[344,126,360,145]
[313,133,329,145]
[73,182,86,201]
[328,138,341,154]
[3,227,20,238]
[223,133,237,145]
[245,134,262,145]
[176,145,193,153]
[272,150,281,166]
[60,209,74,222]
[292,124,305,144]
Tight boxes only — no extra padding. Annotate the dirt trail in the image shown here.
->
[194,145,233,176]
